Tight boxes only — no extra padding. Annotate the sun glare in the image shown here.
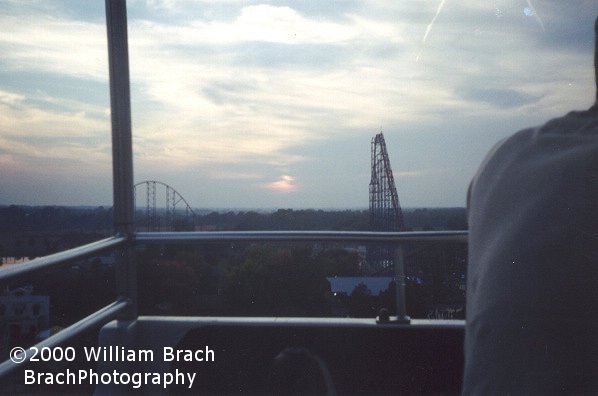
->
[266,175,297,193]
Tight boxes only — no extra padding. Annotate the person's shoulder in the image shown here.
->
[539,105,598,135]
[469,105,598,196]
[491,105,598,152]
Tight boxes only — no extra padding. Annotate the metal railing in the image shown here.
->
[135,230,468,244]
[0,229,467,377]
[0,236,126,284]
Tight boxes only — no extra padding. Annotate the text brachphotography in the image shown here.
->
[25,369,197,389]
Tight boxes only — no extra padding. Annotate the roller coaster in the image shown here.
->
[134,180,197,231]
[369,132,405,232]
[368,132,405,272]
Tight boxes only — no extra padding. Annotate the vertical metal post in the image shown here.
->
[394,245,410,323]
[106,0,134,233]
[105,0,137,319]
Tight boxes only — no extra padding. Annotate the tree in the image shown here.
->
[314,248,361,277]
[223,245,332,316]
[348,283,374,318]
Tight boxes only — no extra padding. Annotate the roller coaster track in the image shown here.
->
[134,180,197,231]
[368,132,405,273]
[369,133,405,231]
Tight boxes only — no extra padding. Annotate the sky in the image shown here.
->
[0,0,596,209]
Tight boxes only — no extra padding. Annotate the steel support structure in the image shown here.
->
[148,181,157,231]
[106,0,137,319]
[369,133,404,231]
[166,184,175,229]
[368,133,405,276]
[134,180,197,231]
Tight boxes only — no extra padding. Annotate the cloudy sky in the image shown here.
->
[0,1,596,209]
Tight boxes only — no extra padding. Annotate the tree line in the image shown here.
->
[1,206,467,328]
[1,205,466,233]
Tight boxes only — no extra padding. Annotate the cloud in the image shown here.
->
[131,4,403,46]
[0,90,25,106]
[0,88,108,140]
[266,175,297,193]
[395,171,423,178]
[0,85,111,185]
[456,87,542,109]
[0,2,496,180]
[207,171,263,180]
[0,1,596,207]
[0,15,107,81]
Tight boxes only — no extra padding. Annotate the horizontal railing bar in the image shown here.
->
[0,299,129,377]
[136,230,468,244]
[0,230,466,381]
[0,236,127,283]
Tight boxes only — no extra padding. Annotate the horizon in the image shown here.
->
[0,204,466,212]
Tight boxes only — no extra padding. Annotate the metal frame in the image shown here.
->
[370,133,404,231]
[0,236,125,283]
[136,230,467,324]
[106,0,135,237]
[0,229,467,377]
[0,300,128,374]
[105,0,137,320]
[135,230,467,244]
[134,180,198,231]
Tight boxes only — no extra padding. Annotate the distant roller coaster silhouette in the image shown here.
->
[134,180,197,231]
[369,133,404,231]
[368,132,404,273]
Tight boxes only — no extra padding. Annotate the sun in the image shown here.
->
[266,175,297,193]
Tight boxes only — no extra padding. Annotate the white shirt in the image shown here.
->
[464,105,598,394]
